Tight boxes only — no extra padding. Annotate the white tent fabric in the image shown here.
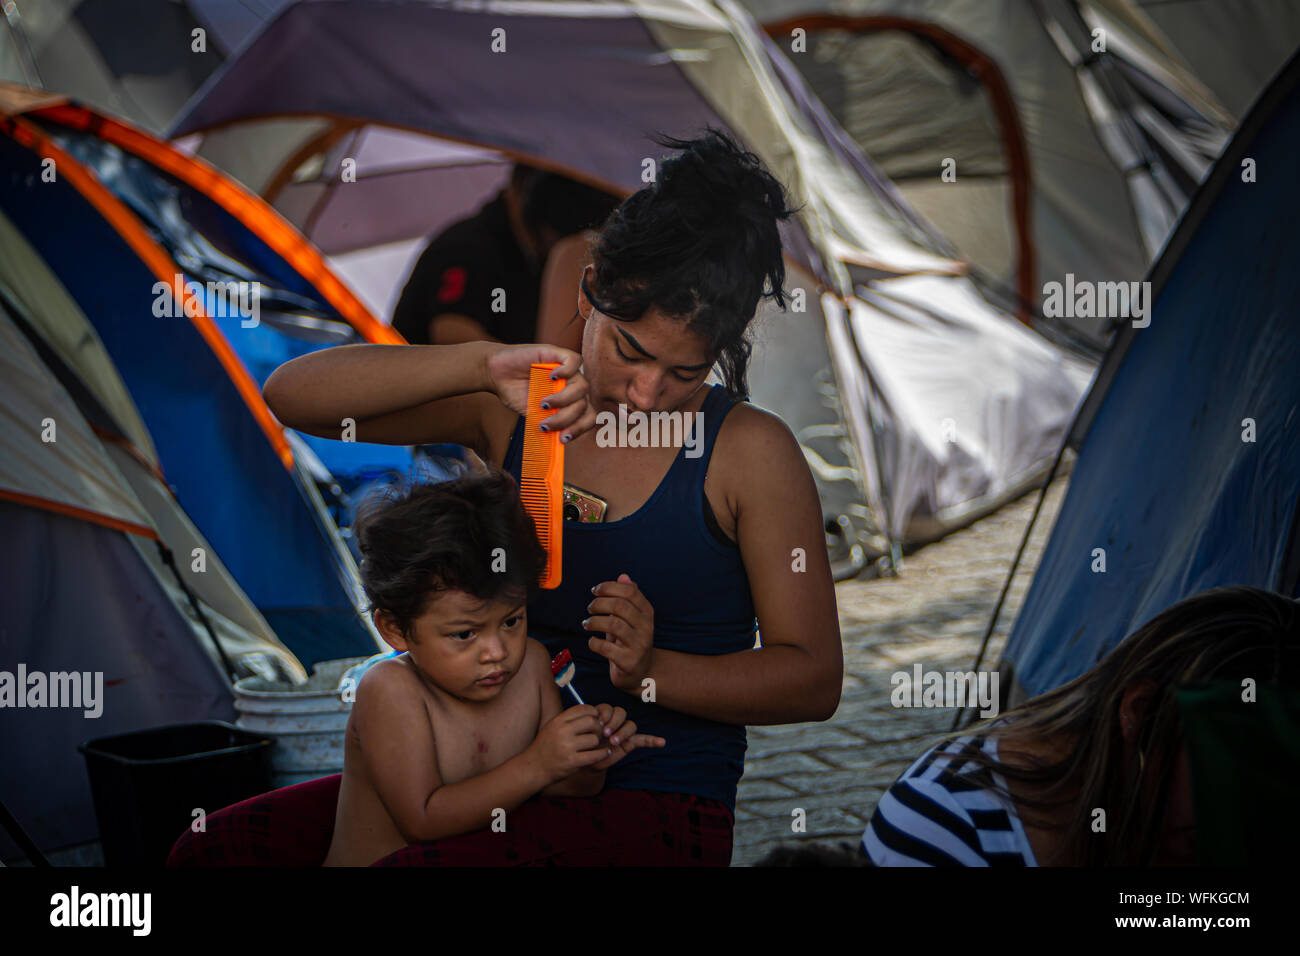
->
[824,277,1095,542]
[0,305,152,534]
[646,0,967,284]
[0,206,157,463]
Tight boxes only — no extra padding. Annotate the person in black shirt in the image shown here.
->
[391,165,619,345]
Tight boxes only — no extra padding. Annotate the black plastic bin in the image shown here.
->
[79,721,273,867]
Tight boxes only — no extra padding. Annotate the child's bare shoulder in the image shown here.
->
[353,656,422,712]
[521,638,552,681]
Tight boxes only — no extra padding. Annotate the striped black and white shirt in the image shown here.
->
[863,733,1038,866]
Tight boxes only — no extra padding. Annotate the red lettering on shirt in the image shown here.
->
[436,266,468,304]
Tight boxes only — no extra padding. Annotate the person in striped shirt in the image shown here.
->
[864,586,1300,866]
[865,732,1038,865]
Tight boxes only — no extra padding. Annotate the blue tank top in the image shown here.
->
[503,384,756,812]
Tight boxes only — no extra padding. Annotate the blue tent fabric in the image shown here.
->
[37,119,419,493]
[1002,50,1300,700]
[0,132,373,667]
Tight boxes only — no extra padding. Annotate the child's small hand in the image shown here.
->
[529,705,610,783]
[588,703,665,771]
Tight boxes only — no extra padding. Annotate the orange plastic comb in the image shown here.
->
[519,363,564,589]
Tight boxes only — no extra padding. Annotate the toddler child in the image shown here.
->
[323,470,663,866]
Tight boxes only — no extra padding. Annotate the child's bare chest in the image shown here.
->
[424,685,541,783]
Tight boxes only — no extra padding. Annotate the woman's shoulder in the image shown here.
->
[707,397,814,505]
[709,397,803,468]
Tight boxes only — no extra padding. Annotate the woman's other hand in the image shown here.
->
[585,574,656,694]
[482,343,597,444]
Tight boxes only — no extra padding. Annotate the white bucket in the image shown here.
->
[234,657,367,788]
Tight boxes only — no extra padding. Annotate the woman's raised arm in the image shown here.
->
[262,341,594,462]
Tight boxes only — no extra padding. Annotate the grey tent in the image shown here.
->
[1133,0,1300,118]
[0,214,305,859]
[737,0,1250,351]
[0,0,227,133]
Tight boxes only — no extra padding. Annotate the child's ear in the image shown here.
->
[373,610,410,651]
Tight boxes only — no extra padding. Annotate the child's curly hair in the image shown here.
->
[353,469,547,640]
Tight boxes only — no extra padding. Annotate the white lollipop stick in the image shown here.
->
[554,660,585,705]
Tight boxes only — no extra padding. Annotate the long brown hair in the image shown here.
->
[946,586,1300,865]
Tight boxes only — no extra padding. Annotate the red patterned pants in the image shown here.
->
[166,774,733,867]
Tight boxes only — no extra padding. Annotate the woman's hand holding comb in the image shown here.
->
[483,343,597,443]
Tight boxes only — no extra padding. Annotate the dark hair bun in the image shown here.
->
[589,126,799,401]
[654,128,794,243]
